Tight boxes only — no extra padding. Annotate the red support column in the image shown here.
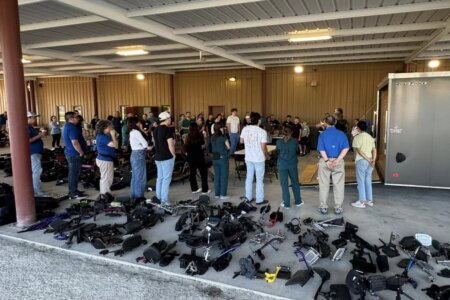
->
[0,0,36,226]
[29,80,37,113]
[261,70,267,116]
[169,74,175,115]
[92,78,99,117]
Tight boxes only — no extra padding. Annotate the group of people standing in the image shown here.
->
[26,106,376,216]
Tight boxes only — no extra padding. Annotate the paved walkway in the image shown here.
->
[0,237,276,300]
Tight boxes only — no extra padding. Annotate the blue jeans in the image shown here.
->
[66,155,83,197]
[279,165,302,207]
[356,159,373,201]
[156,158,175,204]
[31,153,43,196]
[130,150,147,199]
[245,160,265,203]
[213,157,229,197]
[229,132,240,155]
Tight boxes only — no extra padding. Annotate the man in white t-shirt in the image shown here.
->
[226,108,240,156]
[240,112,269,205]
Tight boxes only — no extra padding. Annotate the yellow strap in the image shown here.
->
[265,266,281,283]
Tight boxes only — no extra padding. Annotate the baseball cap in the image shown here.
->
[27,111,40,118]
[158,111,171,121]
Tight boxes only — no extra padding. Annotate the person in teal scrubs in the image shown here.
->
[276,127,303,208]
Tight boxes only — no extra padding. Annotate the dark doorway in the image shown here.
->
[209,106,225,117]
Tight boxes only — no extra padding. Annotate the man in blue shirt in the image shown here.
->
[317,115,349,215]
[63,111,88,200]
[27,112,46,197]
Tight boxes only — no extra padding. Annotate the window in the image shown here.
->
[57,106,65,123]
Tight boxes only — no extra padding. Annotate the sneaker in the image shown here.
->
[192,188,202,194]
[280,202,290,208]
[351,201,366,208]
[366,201,374,207]
[241,196,254,203]
[69,195,87,200]
[214,195,220,199]
[295,202,304,207]
[220,195,230,200]
[335,207,343,215]
[319,207,328,215]
[202,190,211,194]
[76,190,86,197]
[256,200,269,205]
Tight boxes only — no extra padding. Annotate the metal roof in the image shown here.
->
[0,0,447,76]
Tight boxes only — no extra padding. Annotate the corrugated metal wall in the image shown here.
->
[97,73,171,118]
[266,62,405,124]
[5,60,450,127]
[174,68,262,116]
[35,77,94,126]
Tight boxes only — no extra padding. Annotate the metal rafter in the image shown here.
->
[204,22,447,46]
[57,0,264,70]
[127,0,265,17]
[174,1,450,34]
[21,15,106,32]
[24,48,174,74]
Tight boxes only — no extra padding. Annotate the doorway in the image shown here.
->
[208,106,225,117]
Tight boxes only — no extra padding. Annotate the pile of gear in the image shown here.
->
[16,193,450,300]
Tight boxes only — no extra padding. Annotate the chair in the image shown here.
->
[265,152,278,183]
[234,154,246,184]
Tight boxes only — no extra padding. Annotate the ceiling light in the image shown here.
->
[136,73,145,80]
[288,29,332,43]
[228,77,236,82]
[21,58,31,64]
[428,60,440,68]
[294,66,304,73]
[116,46,149,56]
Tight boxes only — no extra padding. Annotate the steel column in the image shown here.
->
[0,0,36,226]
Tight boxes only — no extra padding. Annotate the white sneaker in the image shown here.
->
[295,202,304,207]
[202,190,211,194]
[351,201,366,208]
[220,195,230,200]
[366,201,374,207]
[192,188,201,194]
[214,195,220,199]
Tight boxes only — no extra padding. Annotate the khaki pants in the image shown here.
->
[96,159,114,195]
[318,158,345,209]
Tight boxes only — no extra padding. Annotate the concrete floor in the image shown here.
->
[0,138,449,299]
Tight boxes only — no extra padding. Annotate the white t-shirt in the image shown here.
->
[226,115,240,133]
[240,125,268,163]
[129,129,148,150]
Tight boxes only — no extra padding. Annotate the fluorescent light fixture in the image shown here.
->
[116,46,149,56]
[228,76,236,82]
[294,66,304,73]
[21,58,31,64]
[288,29,332,43]
[136,73,145,80]
[428,60,440,68]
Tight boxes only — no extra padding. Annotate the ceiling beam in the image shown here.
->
[80,68,134,74]
[23,32,155,49]
[24,48,174,74]
[127,0,265,17]
[72,44,189,57]
[125,52,213,63]
[205,22,447,46]
[18,0,46,5]
[141,58,228,66]
[405,19,450,62]
[158,62,242,70]
[250,46,418,60]
[57,0,265,70]
[262,53,408,65]
[231,36,428,54]
[50,65,114,71]
[23,67,98,78]
[21,15,107,32]
[174,1,450,34]
[25,61,86,67]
